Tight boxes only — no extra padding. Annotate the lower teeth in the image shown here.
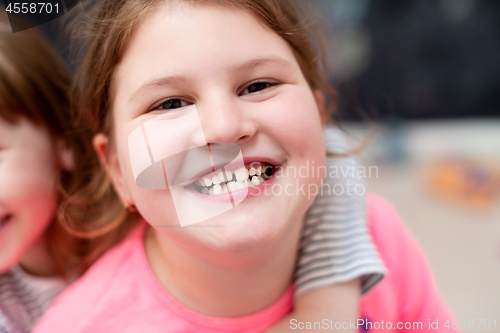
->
[195,165,272,195]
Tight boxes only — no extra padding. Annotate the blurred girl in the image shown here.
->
[35,0,456,332]
[0,13,85,332]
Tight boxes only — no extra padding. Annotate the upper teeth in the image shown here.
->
[194,163,272,195]
[234,167,249,182]
[218,170,232,182]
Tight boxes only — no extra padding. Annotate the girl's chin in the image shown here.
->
[0,249,19,274]
[193,217,288,255]
[186,200,298,254]
[0,219,19,270]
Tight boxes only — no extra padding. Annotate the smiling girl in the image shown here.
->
[34,0,455,332]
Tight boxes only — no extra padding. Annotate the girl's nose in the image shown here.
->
[198,94,256,146]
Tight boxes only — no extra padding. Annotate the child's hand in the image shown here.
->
[266,278,360,332]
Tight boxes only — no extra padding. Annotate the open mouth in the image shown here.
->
[192,162,273,195]
[0,214,12,231]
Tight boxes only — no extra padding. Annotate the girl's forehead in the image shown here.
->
[116,5,296,80]
[0,117,18,141]
[129,3,286,61]
[0,116,50,143]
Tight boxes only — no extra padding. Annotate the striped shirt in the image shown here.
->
[294,125,385,296]
[0,266,65,333]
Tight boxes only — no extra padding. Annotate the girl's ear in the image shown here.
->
[93,133,110,169]
[313,90,327,125]
[93,133,134,208]
[56,140,74,171]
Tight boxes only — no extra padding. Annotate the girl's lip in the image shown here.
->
[185,173,277,204]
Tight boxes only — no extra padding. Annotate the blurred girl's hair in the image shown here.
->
[64,0,338,270]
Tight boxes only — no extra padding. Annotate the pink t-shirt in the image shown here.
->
[34,195,458,332]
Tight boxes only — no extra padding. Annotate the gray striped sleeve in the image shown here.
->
[0,266,66,333]
[294,125,385,297]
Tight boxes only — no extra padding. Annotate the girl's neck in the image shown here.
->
[19,232,57,277]
[145,220,302,317]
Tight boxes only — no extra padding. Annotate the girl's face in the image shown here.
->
[104,3,325,251]
[0,118,60,273]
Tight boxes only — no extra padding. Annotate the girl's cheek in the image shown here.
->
[0,152,58,271]
[5,155,58,212]
[116,134,180,226]
[264,88,324,155]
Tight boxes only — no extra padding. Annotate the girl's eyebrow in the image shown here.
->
[236,56,293,73]
[129,75,190,103]
[128,56,293,103]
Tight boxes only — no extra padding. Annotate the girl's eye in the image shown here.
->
[240,81,278,96]
[151,98,191,111]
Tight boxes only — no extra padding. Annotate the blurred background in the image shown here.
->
[27,0,500,331]
[313,0,500,330]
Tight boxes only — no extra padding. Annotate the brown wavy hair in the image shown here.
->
[0,13,89,277]
[64,0,338,271]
